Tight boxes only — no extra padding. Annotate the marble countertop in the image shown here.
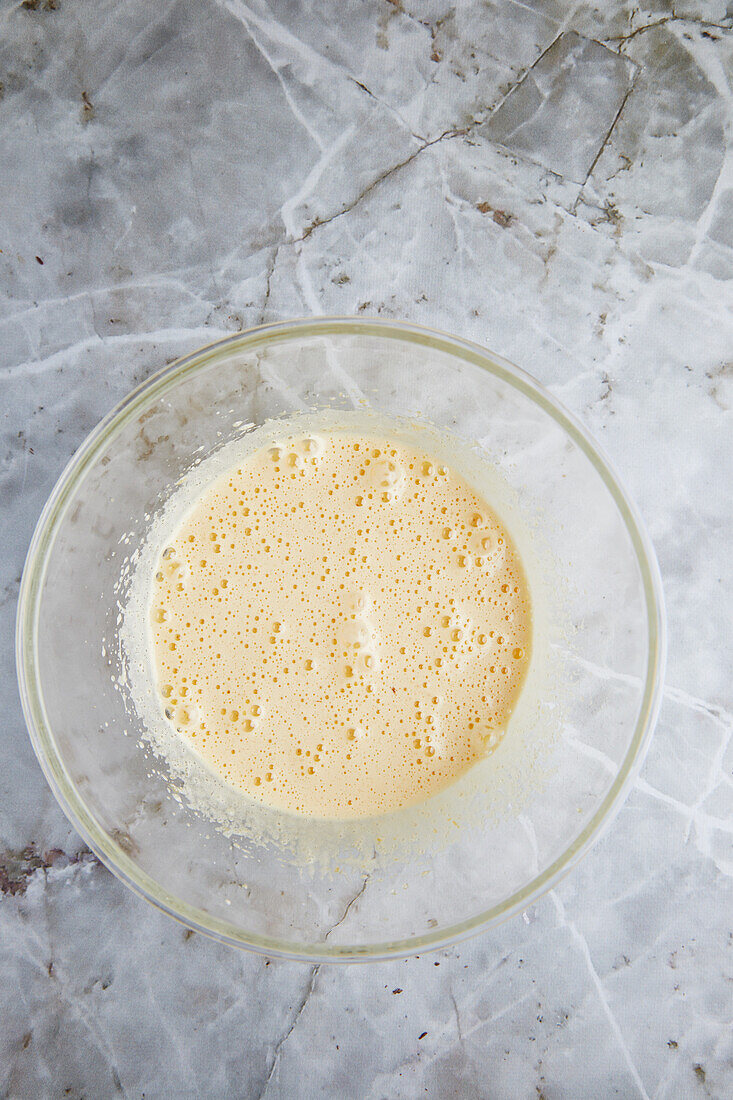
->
[2,1,732,1096]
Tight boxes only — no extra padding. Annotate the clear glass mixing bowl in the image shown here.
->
[16,319,665,960]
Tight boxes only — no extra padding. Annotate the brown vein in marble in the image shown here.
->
[607,14,733,46]
[293,126,469,243]
[257,964,320,1100]
[574,73,639,200]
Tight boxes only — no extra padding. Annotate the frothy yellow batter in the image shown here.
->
[151,432,531,819]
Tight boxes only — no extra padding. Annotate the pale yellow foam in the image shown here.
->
[150,431,531,819]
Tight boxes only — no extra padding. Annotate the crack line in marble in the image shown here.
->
[279,124,360,240]
[323,877,369,943]
[217,0,340,97]
[219,0,326,152]
[347,76,425,145]
[88,0,186,101]
[477,30,567,132]
[0,326,232,379]
[438,162,474,315]
[667,27,733,271]
[0,275,216,329]
[257,964,320,1100]
[255,354,311,412]
[663,684,733,732]
[550,890,651,1099]
[449,988,464,1046]
[377,987,538,1087]
[6,857,129,1095]
[184,149,225,304]
[480,32,637,187]
[633,777,733,837]
[681,720,733,844]
[140,962,193,1088]
[293,126,468,243]
[218,0,435,152]
[573,74,639,209]
[258,245,281,324]
[561,730,618,775]
[606,14,733,45]
[60,984,129,1098]
[557,651,733,732]
[561,731,732,848]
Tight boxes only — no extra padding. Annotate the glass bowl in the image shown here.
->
[16,318,665,960]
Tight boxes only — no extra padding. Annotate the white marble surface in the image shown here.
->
[1,0,732,1096]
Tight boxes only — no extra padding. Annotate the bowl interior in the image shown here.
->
[18,320,664,959]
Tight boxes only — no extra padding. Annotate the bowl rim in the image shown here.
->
[16,316,666,961]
